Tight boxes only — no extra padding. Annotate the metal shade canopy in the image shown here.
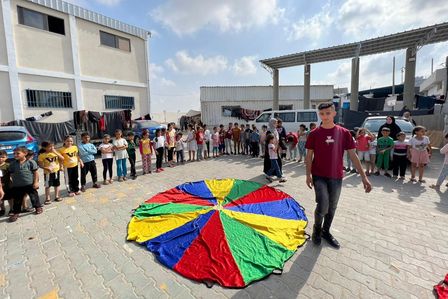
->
[260,22,448,69]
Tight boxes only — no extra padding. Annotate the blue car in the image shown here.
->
[131,120,166,142]
[0,126,39,159]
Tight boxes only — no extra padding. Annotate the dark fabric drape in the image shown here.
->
[6,120,75,144]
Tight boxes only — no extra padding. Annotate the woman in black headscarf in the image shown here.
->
[378,116,402,140]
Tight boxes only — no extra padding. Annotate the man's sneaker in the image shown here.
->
[279,177,288,183]
[322,231,340,249]
[80,186,86,192]
[312,225,322,246]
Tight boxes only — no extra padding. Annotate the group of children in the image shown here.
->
[351,125,439,183]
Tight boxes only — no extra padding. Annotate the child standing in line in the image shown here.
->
[113,129,128,182]
[244,124,252,156]
[78,133,101,191]
[368,134,377,176]
[196,127,205,161]
[392,132,408,180]
[219,124,226,155]
[250,125,260,158]
[139,129,152,174]
[8,146,42,222]
[239,124,246,155]
[345,130,357,173]
[260,125,267,158]
[265,134,287,183]
[212,127,220,158]
[285,132,298,161]
[59,136,83,196]
[408,126,432,183]
[204,124,211,159]
[162,127,168,164]
[175,132,185,164]
[154,129,166,173]
[127,132,137,180]
[430,133,448,189]
[375,128,394,177]
[0,150,12,215]
[297,124,308,163]
[38,141,64,204]
[355,128,374,175]
[186,125,197,162]
[98,134,114,184]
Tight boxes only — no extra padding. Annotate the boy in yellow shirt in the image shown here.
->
[38,142,64,204]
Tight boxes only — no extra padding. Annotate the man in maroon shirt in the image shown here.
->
[305,102,372,249]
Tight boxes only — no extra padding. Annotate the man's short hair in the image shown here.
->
[317,102,335,110]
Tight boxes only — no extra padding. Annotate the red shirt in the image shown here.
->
[356,135,371,151]
[305,125,355,179]
[196,131,204,144]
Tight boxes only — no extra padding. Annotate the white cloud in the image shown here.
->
[149,63,176,87]
[160,78,176,87]
[232,56,258,76]
[151,0,284,35]
[286,3,333,41]
[94,0,122,6]
[337,0,448,38]
[165,51,228,75]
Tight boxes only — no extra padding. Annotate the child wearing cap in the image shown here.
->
[375,127,394,177]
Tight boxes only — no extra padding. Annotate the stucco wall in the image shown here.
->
[11,0,74,74]
[76,18,147,83]
[0,72,14,122]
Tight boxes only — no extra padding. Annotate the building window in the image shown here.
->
[100,31,131,52]
[105,95,135,110]
[18,6,65,35]
[297,112,318,122]
[26,89,72,108]
[279,105,293,110]
[222,106,240,117]
[274,112,296,122]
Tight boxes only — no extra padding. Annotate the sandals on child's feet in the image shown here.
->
[8,214,18,222]
[44,199,51,205]
[418,179,426,183]
[410,178,417,182]
[55,197,63,202]
[35,207,43,214]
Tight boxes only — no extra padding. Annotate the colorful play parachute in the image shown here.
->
[127,179,308,288]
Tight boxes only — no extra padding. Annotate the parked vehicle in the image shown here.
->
[130,120,166,143]
[0,126,39,159]
[250,109,321,133]
[360,116,415,142]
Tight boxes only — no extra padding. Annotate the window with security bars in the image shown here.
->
[26,89,72,108]
[105,96,135,110]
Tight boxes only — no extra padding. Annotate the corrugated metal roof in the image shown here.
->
[26,0,150,40]
[261,22,448,69]
[200,85,334,102]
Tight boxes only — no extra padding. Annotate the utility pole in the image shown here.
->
[392,56,395,95]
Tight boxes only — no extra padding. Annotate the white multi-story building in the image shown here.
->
[419,68,447,97]
[0,0,151,123]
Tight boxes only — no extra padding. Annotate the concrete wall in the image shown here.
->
[11,0,74,74]
[0,2,8,66]
[0,72,14,122]
[77,19,147,83]
[18,73,75,123]
[81,81,148,118]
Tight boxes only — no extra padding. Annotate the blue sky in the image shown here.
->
[76,0,448,112]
